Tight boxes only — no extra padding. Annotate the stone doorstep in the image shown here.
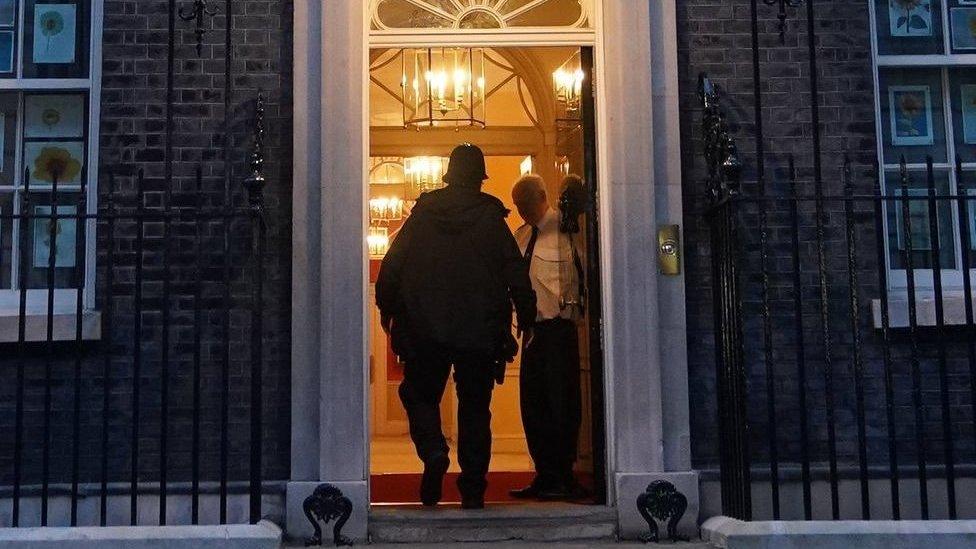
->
[368,503,619,543]
[702,516,976,549]
[0,520,282,548]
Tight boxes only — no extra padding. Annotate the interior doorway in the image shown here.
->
[366,45,605,505]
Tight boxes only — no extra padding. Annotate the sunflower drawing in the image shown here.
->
[895,91,929,139]
[891,0,930,35]
[33,146,81,183]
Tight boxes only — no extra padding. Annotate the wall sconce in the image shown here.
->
[520,156,533,176]
[553,50,584,120]
[556,156,570,177]
[368,226,390,257]
[369,196,404,223]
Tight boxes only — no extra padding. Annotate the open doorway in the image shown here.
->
[367,46,605,505]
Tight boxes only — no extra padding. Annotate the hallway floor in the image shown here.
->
[371,436,533,474]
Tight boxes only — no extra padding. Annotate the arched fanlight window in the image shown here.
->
[370,0,592,31]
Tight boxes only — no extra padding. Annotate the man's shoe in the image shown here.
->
[509,482,541,499]
[461,497,485,510]
[420,453,449,506]
[536,483,574,501]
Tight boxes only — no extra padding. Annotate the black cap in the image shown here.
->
[443,143,488,186]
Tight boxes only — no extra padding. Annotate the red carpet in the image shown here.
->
[370,472,595,504]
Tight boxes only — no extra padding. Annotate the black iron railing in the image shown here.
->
[0,96,267,527]
[0,0,271,527]
[703,74,976,520]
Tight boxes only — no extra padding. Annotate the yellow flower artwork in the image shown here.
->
[33,145,82,184]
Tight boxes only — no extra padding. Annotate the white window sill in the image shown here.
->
[0,310,101,343]
[872,294,976,329]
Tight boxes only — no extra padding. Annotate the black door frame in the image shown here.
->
[581,46,608,505]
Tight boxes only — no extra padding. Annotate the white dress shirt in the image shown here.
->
[515,207,582,322]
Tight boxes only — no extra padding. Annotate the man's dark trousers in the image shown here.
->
[398,345,496,499]
[520,318,581,488]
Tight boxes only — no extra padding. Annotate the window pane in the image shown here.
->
[0,93,18,187]
[23,0,90,79]
[886,169,957,269]
[949,68,976,163]
[23,191,83,288]
[0,0,17,77]
[879,68,947,164]
[949,2,976,52]
[876,0,945,55]
[0,191,11,288]
[966,186,976,268]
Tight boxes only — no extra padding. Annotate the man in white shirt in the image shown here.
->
[509,174,585,501]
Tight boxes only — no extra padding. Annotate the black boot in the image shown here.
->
[420,452,450,506]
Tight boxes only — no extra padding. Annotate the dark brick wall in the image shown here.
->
[0,0,293,487]
[678,0,976,475]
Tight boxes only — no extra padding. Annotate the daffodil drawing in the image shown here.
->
[33,146,81,184]
[890,0,931,36]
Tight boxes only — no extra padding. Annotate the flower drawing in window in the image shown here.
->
[889,0,933,37]
[26,142,83,186]
[32,204,76,267]
[961,85,976,144]
[951,8,976,50]
[25,94,84,138]
[33,4,76,64]
[889,85,935,146]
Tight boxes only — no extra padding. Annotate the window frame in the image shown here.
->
[0,0,102,316]
[869,0,976,293]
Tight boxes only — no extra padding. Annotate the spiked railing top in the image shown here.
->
[244,93,267,207]
[699,74,742,203]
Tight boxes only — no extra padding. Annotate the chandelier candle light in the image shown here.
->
[369,196,405,223]
[367,226,390,257]
[553,50,585,120]
[404,156,449,199]
[402,47,486,128]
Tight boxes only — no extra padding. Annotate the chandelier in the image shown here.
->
[402,47,486,128]
[369,196,405,222]
[367,226,390,257]
[404,156,449,199]
[553,51,585,120]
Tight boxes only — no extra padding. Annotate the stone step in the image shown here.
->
[369,502,618,544]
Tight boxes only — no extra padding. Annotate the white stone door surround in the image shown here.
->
[287,1,695,541]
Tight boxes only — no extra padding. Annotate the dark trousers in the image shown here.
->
[398,346,496,498]
[520,318,581,487]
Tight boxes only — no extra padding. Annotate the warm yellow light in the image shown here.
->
[368,226,390,257]
[402,47,486,128]
[369,196,404,222]
[520,156,533,176]
[404,156,449,199]
[553,52,585,117]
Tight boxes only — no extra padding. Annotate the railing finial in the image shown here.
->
[699,73,742,202]
[244,92,267,207]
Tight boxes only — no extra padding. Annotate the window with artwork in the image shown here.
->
[0,0,96,312]
[872,0,976,286]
